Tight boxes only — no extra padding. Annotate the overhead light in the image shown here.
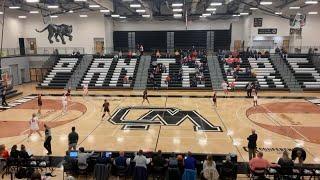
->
[206,8,217,11]
[136,9,146,13]
[47,5,59,9]
[74,0,87,1]
[240,12,249,15]
[68,10,74,13]
[173,8,183,12]
[18,16,27,19]
[232,14,240,17]
[275,12,282,15]
[119,16,126,19]
[173,13,182,17]
[305,1,318,4]
[111,14,120,17]
[79,14,88,18]
[50,15,58,18]
[89,4,100,8]
[0,12,3,15]
[9,6,20,9]
[289,6,300,9]
[100,9,110,13]
[210,2,222,6]
[260,1,273,5]
[26,0,39,2]
[308,11,318,14]
[202,13,211,17]
[130,4,141,8]
[250,7,258,10]
[172,3,183,7]
[29,11,39,14]
[142,14,150,18]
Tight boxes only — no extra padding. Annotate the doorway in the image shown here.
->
[94,38,104,55]
[21,69,25,83]
[9,64,19,85]
[25,38,37,55]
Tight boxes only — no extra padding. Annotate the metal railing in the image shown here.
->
[0,47,85,57]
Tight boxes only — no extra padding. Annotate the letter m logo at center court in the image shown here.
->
[108,107,222,132]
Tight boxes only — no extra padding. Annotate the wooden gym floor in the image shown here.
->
[1,83,320,164]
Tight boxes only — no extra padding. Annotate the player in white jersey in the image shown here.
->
[83,83,89,96]
[28,113,42,138]
[62,93,68,113]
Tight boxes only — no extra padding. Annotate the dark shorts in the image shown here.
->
[104,108,110,113]
[212,98,216,102]
[38,102,42,106]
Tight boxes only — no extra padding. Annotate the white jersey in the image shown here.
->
[83,84,88,90]
[253,94,258,101]
[30,117,39,131]
[62,96,67,104]
[221,82,228,90]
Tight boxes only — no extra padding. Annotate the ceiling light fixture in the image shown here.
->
[308,11,318,14]
[206,8,217,11]
[68,10,74,13]
[79,14,88,17]
[289,6,300,9]
[172,3,183,7]
[0,12,3,15]
[89,4,100,8]
[202,13,211,17]
[240,12,249,15]
[260,1,273,5]
[50,15,58,18]
[47,5,59,9]
[130,4,141,8]
[26,0,39,2]
[173,13,182,17]
[305,1,318,4]
[111,14,120,18]
[210,2,222,6]
[275,12,282,15]
[142,14,150,18]
[29,11,39,14]
[232,14,240,16]
[74,0,87,1]
[9,6,21,9]
[173,8,183,12]
[250,7,258,10]
[119,16,126,19]
[136,9,146,13]
[18,16,27,19]
[100,9,110,13]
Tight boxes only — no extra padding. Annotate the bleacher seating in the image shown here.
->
[220,56,288,90]
[40,55,82,88]
[147,57,211,89]
[248,58,288,90]
[0,84,22,109]
[285,54,320,90]
[79,56,139,88]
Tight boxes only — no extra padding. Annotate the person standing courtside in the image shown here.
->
[247,129,258,160]
[68,127,79,151]
[37,94,42,115]
[101,99,111,120]
[43,124,52,155]
[1,86,8,107]
[142,89,150,105]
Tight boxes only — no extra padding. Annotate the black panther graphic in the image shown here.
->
[36,24,73,44]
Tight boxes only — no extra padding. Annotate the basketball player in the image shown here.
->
[212,91,217,107]
[83,83,88,96]
[221,81,229,97]
[28,113,42,138]
[142,89,150,105]
[1,85,8,107]
[37,94,42,115]
[101,99,111,120]
[66,87,72,101]
[61,93,68,114]
[253,89,258,107]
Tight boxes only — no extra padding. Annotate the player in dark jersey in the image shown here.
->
[212,91,217,107]
[142,89,150,105]
[102,99,111,120]
[66,87,72,101]
[37,94,43,115]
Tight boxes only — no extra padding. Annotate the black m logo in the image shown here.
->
[109,107,222,132]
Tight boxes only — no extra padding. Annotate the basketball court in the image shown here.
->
[1,84,320,164]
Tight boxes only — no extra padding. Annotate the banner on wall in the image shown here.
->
[254,18,263,27]
[258,28,277,34]
[290,13,306,29]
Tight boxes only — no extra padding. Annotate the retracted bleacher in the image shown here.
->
[285,54,320,90]
[79,55,140,88]
[39,55,83,88]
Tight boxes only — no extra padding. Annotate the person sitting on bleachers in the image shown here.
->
[249,152,278,171]
[219,155,236,180]
[277,151,294,176]
[183,151,197,179]
[9,145,19,159]
[123,75,129,84]
[152,150,167,178]
[19,144,31,159]
[165,75,171,85]
[156,50,161,58]
[0,144,9,160]
[77,147,94,169]
[201,155,219,180]
[114,151,129,167]
[128,51,132,59]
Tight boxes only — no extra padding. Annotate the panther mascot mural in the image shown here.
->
[35,24,73,44]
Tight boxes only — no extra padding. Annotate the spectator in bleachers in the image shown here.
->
[277,151,294,170]
[291,147,306,165]
[220,155,236,180]
[249,152,278,171]
[139,45,144,56]
[128,51,132,59]
[19,144,31,159]
[9,145,19,159]
[165,75,171,85]
[133,149,150,180]
[152,150,166,168]
[183,151,197,179]
[156,50,161,58]
[201,155,219,179]
[247,129,257,160]
[114,151,129,167]
[118,50,123,58]
[0,144,9,160]
[275,47,280,54]
[123,75,129,84]
[177,154,184,175]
